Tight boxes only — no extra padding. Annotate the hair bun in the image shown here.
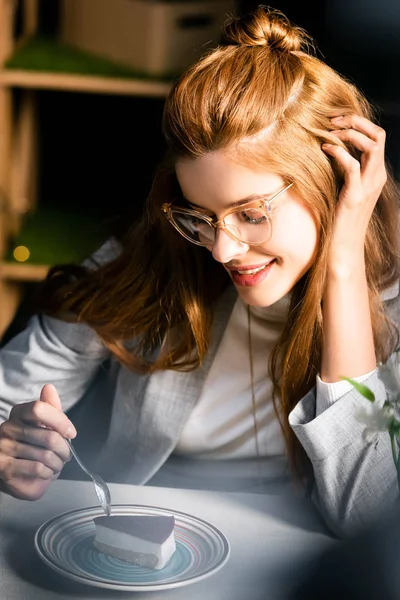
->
[221,6,312,52]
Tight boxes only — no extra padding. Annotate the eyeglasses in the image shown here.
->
[161,183,293,247]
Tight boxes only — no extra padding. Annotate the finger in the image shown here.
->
[9,400,76,439]
[0,437,65,473]
[40,383,62,410]
[0,420,72,462]
[330,129,381,156]
[322,143,361,184]
[40,384,77,444]
[0,456,55,481]
[330,115,386,144]
[0,476,55,501]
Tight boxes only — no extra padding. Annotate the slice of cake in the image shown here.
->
[93,515,176,570]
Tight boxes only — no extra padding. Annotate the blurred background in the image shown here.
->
[0,0,399,346]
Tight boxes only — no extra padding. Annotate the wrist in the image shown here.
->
[327,252,366,281]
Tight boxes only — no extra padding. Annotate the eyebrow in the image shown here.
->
[186,192,277,210]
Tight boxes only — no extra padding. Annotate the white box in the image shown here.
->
[60,0,236,77]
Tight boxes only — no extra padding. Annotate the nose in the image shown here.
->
[211,227,249,264]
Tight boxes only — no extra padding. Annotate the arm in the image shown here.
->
[0,312,109,420]
[0,311,109,501]
[0,240,117,500]
[0,237,118,418]
[290,116,398,538]
[321,262,376,381]
[289,367,399,539]
[320,114,387,382]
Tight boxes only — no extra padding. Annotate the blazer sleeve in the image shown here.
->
[0,239,119,421]
[289,285,400,539]
[289,367,399,539]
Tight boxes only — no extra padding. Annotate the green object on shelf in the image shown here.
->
[5,36,173,81]
[6,208,108,266]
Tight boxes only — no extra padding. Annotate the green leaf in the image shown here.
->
[390,432,398,466]
[390,421,400,436]
[340,376,375,402]
[396,437,400,492]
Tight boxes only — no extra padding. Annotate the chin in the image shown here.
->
[236,287,286,308]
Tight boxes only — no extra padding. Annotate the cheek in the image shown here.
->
[272,206,319,260]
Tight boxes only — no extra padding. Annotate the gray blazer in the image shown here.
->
[0,240,399,538]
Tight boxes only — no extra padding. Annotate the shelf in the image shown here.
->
[2,206,109,283]
[0,36,173,97]
[0,261,49,281]
[0,70,172,97]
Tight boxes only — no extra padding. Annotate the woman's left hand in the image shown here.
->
[322,114,387,273]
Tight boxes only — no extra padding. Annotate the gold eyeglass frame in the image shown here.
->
[161,182,293,247]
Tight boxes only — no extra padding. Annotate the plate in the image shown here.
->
[34,504,230,591]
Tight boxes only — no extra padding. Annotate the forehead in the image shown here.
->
[175,151,283,207]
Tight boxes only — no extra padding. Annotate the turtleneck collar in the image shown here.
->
[245,292,292,324]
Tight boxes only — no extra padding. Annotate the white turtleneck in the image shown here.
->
[174,295,375,459]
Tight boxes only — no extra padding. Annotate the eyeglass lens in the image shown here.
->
[171,205,271,245]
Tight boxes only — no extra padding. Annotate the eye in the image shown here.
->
[238,208,268,225]
[191,215,209,227]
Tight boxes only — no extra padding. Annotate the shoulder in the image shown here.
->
[382,279,400,327]
[381,280,399,303]
[82,237,122,271]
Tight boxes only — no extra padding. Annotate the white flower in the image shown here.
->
[355,400,394,445]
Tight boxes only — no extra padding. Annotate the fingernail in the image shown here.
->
[65,425,77,439]
[322,143,333,148]
[331,115,343,121]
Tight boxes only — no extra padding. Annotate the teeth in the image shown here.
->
[236,263,272,275]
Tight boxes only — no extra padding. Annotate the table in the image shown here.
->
[0,480,335,600]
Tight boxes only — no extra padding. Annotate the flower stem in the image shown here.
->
[390,432,398,465]
[390,432,400,491]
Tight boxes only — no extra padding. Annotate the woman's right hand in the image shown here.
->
[0,383,77,500]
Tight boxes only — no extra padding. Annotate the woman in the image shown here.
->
[0,6,399,538]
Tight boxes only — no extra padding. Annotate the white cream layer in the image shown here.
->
[95,526,176,570]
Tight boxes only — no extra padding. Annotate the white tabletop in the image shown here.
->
[0,480,335,600]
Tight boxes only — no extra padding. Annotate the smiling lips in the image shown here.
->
[227,259,276,287]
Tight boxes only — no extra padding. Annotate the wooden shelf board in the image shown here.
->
[0,261,49,281]
[0,69,172,97]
